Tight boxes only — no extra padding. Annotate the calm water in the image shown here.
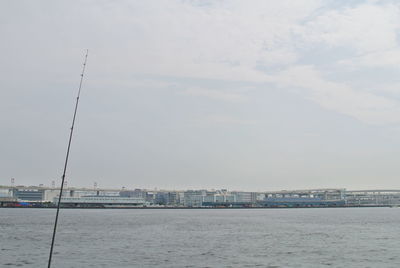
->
[1,207,400,267]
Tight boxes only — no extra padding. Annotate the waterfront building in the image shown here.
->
[152,191,181,206]
[177,192,185,205]
[184,190,207,207]
[231,191,257,203]
[12,188,45,201]
[165,191,180,206]
[44,189,60,202]
[155,192,169,205]
[120,189,146,199]
[207,193,235,203]
[145,191,156,204]
[203,194,215,203]
[262,197,345,207]
[214,194,224,203]
[54,195,146,207]
[0,188,11,198]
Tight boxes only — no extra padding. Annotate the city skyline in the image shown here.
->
[2,181,400,193]
[2,184,398,209]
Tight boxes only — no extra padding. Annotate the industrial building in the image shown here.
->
[56,196,146,208]
[2,185,400,208]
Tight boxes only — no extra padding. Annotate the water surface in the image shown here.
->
[1,208,400,267]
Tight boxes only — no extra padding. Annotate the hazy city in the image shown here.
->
[3,0,400,267]
[2,183,400,208]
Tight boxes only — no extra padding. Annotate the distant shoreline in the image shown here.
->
[0,205,393,209]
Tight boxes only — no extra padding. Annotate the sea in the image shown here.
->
[1,207,400,267]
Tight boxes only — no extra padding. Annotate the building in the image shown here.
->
[232,192,257,203]
[155,191,180,206]
[184,190,207,207]
[262,197,345,207]
[120,189,146,199]
[12,188,45,201]
[0,188,11,198]
[55,195,146,208]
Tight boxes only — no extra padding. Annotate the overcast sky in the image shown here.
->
[2,0,400,191]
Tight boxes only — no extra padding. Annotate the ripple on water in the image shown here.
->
[2,208,400,267]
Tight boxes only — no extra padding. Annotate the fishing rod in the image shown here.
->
[48,50,88,268]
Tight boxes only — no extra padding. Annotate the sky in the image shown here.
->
[1,0,400,191]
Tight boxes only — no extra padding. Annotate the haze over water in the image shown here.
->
[1,208,400,267]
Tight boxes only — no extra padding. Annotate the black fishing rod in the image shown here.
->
[48,50,88,268]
